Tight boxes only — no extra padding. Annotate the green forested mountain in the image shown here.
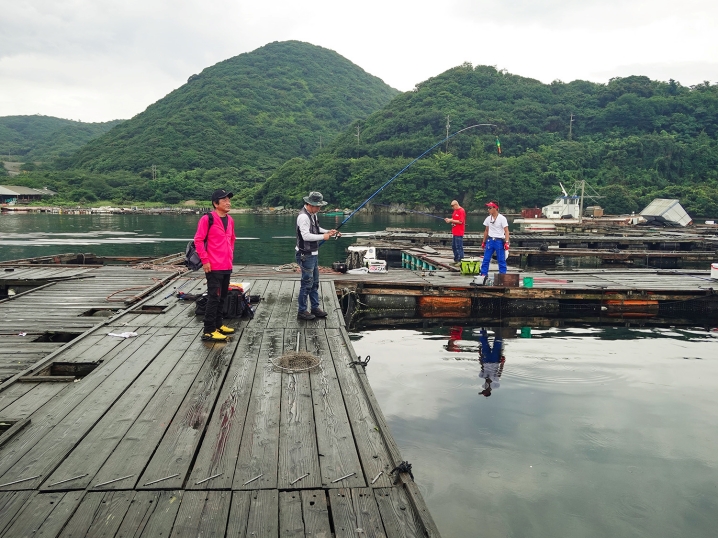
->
[254,65,718,216]
[0,116,122,161]
[64,41,399,176]
[10,55,718,216]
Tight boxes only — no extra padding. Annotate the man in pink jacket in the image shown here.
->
[194,189,236,341]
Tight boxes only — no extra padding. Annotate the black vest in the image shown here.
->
[296,207,320,254]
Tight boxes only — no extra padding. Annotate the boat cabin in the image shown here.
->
[542,195,580,219]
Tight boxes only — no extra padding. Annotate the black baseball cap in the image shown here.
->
[211,189,233,203]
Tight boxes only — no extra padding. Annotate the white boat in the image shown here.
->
[542,182,581,219]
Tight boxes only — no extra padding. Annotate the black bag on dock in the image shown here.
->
[195,289,254,319]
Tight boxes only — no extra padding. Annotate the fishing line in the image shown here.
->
[335,123,497,233]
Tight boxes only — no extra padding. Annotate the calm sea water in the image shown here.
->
[0,212,447,265]
[352,326,718,538]
[4,213,717,537]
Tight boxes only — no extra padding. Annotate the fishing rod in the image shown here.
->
[334,123,496,233]
[373,204,445,221]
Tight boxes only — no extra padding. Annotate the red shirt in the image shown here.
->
[451,207,466,236]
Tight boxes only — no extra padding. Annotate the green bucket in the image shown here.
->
[460,258,482,275]
[522,276,534,288]
[520,326,532,338]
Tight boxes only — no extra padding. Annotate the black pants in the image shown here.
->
[204,271,230,333]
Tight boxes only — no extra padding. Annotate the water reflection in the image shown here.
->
[355,324,718,538]
[478,328,507,398]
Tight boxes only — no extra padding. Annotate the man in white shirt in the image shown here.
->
[479,200,510,281]
[295,191,340,320]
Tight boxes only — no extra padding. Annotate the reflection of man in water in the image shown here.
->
[478,328,505,397]
[447,326,463,352]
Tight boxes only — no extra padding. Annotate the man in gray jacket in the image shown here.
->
[295,192,340,320]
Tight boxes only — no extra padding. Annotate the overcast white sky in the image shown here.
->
[1,0,716,123]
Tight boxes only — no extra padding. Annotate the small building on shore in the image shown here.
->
[0,185,57,204]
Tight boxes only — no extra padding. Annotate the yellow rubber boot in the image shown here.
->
[202,330,228,341]
[218,325,235,335]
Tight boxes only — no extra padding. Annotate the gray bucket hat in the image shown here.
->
[303,191,328,206]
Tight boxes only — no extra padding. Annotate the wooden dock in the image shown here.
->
[0,265,440,537]
[353,227,718,269]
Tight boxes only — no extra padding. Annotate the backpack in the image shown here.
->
[185,213,214,271]
[195,289,254,319]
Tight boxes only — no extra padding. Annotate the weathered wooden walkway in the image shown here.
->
[0,267,439,537]
[0,265,179,381]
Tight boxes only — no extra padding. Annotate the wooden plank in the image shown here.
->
[87,331,219,489]
[49,327,136,366]
[277,330,322,490]
[17,375,75,382]
[266,280,296,329]
[225,491,251,538]
[0,491,84,538]
[329,488,387,538]
[42,328,198,492]
[0,327,162,489]
[305,329,365,488]
[243,490,278,538]
[301,490,332,538]
[114,490,183,538]
[238,279,268,329]
[0,343,60,354]
[374,487,422,538]
[232,329,283,490]
[284,281,304,330]
[279,491,304,537]
[169,490,230,538]
[0,491,33,535]
[0,328,177,491]
[188,329,262,490]
[248,280,281,330]
[0,383,36,414]
[0,383,68,420]
[58,490,134,538]
[321,280,344,328]
[137,278,208,328]
[325,329,394,488]
[137,332,238,490]
[88,332,213,491]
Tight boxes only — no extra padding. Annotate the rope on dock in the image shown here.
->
[272,262,339,274]
[273,263,299,272]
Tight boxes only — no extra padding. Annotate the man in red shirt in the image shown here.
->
[444,199,466,263]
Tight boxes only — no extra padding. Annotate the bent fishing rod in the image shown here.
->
[335,123,497,233]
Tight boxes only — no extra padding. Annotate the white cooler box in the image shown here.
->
[366,260,387,273]
[711,263,718,280]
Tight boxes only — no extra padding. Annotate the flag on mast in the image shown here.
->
[495,137,502,155]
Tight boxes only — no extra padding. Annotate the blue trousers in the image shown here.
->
[480,237,507,275]
[452,235,464,262]
[296,252,320,313]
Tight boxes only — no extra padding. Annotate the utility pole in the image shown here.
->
[445,115,450,152]
[568,113,574,140]
[578,179,585,223]
[355,125,360,145]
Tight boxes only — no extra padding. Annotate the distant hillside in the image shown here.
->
[0,116,123,161]
[65,41,399,174]
[254,65,718,216]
